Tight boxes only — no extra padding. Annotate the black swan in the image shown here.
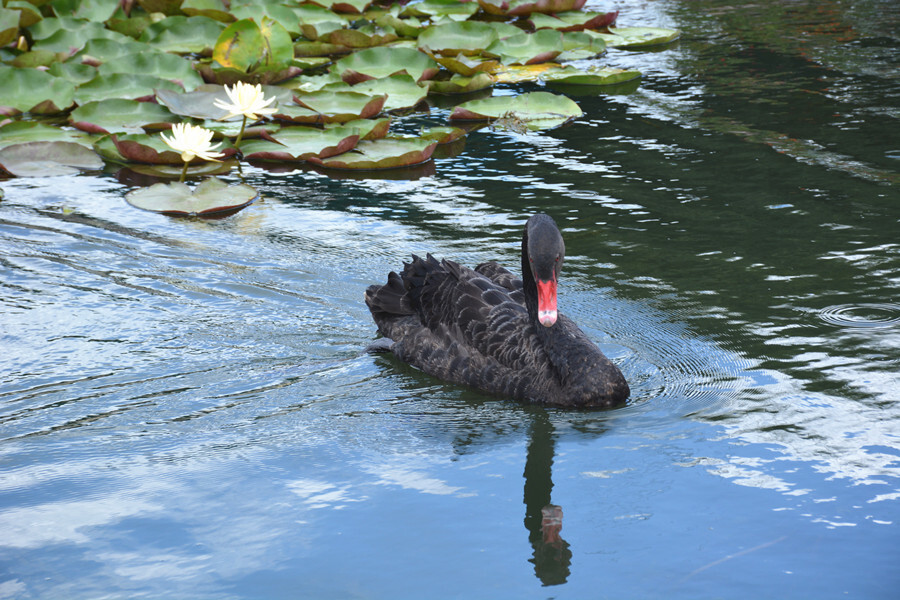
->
[365,214,629,408]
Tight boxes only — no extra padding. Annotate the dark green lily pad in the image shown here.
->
[73,38,149,65]
[426,72,494,95]
[0,121,95,150]
[484,29,563,65]
[307,137,436,170]
[450,91,582,130]
[111,132,234,165]
[213,17,293,73]
[0,68,75,114]
[530,10,618,32]
[181,0,234,23]
[70,99,179,135]
[417,21,501,56]
[327,117,391,141]
[324,26,398,49]
[125,177,258,217]
[402,0,479,20]
[73,73,184,104]
[280,91,386,124]
[98,53,204,91]
[0,141,103,177]
[139,15,225,54]
[47,61,97,85]
[335,47,439,84]
[241,125,360,162]
[32,20,130,53]
[478,0,586,17]
[326,74,428,113]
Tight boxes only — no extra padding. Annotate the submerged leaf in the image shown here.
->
[125,177,258,216]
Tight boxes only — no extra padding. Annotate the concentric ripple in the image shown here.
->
[818,303,900,329]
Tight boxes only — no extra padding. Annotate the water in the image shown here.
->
[2,1,899,598]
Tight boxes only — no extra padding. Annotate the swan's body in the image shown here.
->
[365,214,629,408]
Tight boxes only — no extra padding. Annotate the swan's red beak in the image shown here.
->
[536,278,558,327]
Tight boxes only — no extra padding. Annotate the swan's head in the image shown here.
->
[525,214,565,327]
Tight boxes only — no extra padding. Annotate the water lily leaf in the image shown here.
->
[195,62,303,86]
[314,0,372,14]
[111,132,234,164]
[74,38,150,65]
[231,2,300,35]
[120,161,235,181]
[484,29,563,65]
[212,17,293,74]
[98,53,204,91]
[530,10,618,32]
[73,73,183,104]
[181,0,235,23]
[0,68,75,114]
[47,61,97,85]
[324,25,398,49]
[335,47,439,84]
[0,141,102,177]
[419,126,466,145]
[157,84,292,120]
[326,74,429,113]
[136,0,183,16]
[599,26,681,48]
[417,21,500,56]
[327,117,390,141]
[430,52,501,76]
[140,16,225,54]
[241,125,360,161]
[27,15,85,41]
[0,121,94,150]
[280,91,386,124]
[557,31,606,61]
[478,0,586,17]
[307,137,436,170]
[426,72,494,95]
[5,1,42,29]
[293,39,351,57]
[70,99,179,135]
[125,177,259,217]
[10,49,61,68]
[541,65,641,86]
[0,7,20,48]
[375,13,424,37]
[34,21,130,53]
[402,0,479,20]
[71,0,120,22]
[450,91,582,130]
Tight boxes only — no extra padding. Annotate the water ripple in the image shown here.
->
[818,303,900,329]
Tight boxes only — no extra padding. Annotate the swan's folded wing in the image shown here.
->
[475,261,525,305]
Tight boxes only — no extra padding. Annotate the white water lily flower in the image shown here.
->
[160,123,225,163]
[213,81,278,121]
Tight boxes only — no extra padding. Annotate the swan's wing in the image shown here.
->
[474,261,525,305]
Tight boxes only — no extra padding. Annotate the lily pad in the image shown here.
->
[98,52,204,91]
[112,132,234,165]
[324,26,398,49]
[181,0,234,23]
[402,0,479,20]
[529,10,618,32]
[327,117,391,141]
[477,0,587,17]
[33,21,130,53]
[335,47,439,84]
[73,38,149,65]
[430,52,501,77]
[541,65,641,86]
[73,73,184,104]
[70,99,179,135]
[326,74,428,113]
[0,141,103,177]
[125,177,258,217]
[417,21,501,57]
[597,26,680,48]
[0,68,75,115]
[307,137,436,170]
[139,15,225,54]
[450,91,582,130]
[213,17,293,73]
[241,125,360,162]
[419,126,466,145]
[280,91,386,124]
[156,84,292,120]
[0,121,95,149]
[557,31,607,61]
[46,61,98,85]
[426,72,494,95]
[484,29,563,65]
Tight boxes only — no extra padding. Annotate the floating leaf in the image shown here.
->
[98,53,204,91]
[10,49,60,68]
[417,21,500,56]
[318,0,372,14]
[541,65,641,86]
[1,7,19,47]
[419,126,466,145]
[32,20,129,53]
[70,99,179,135]
[0,68,75,114]
[327,117,391,141]
[335,47,439,84]
[308,137,436,170]
[0,121,95,150]
[426,72,494,95]
[430,52,501,77]
[73,73,183,104]
[279,91,386,124]
[598,26,680,48]
[241,125,360,162]
[112,132,234,164]
[181,0,234,23]
[325,26,398,49]
[47,61,98,85]
[0,141,103,177]
[530,10,618,32]
[74,38,149,65]
[557,31,606,61]
[6,1,41,29]
[484,29,563,65]
[125,177,258,217]
[478,0,586,17]
[450,91,582,130]
[157,84,292,120]
[327,74,429,113]
[402,0,479,20]
[140,15,225,54]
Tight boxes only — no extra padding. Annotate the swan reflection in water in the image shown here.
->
[523,410,572,586]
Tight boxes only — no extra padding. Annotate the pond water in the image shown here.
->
[1,1,899,598]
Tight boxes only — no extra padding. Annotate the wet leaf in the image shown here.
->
[181,0,235,23]
[478,0,587,17]
[529,10,618,32]
[327,74,429,113]
[0,121,94,150]
[280,91,386,124]
[557,31,606,61]
[125,177,259,217]
[70,99,179,135]
[0,7,20,48]
[112,132,234,164]
[417,21,501,56]
[0,141,103,177]
[140,15,225,54]
[426,72,494,95]
[0,68,75,114]
[327,117,391,141]
[157,84,293,120]
[402,0,479,20]
[450,91,582,130]
[73,73,183,104]
[335,47,439,84]
[307,137,436,170]
[484,29,563,65]
[419,126,466,145]
[598,26,681,48]
[241,125,360,161]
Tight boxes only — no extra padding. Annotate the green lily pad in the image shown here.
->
[73,73,184,104]
[450,91,582,130]
[419,126,466,145]
[72,0,121,22]
[324,26,399,49]
[417,21,501,56]
[541,65,641,86]
[530,10,618,32]
[402,0,479,20]
[557,31,607,61]
[327,117,391,141]
[326,74,428,113]
[426,72,494,95]
[478,0,587,17]
[335,47,439,84]
[375,13,425,37]
[98,53,204,91]
[597,26,681,48]
[0,141,103,177]
[429,52,501,77]
[156,84,291,120]
[5,1,41,29]
[241,125,360,162]
[125,177,259,217]
[47,61,97,85]
[73,38,150,65]
[10,49,60,68]
[70,99,179,135]
[111,132,234,165]
[231,2,300,34]
[140,15,225,54]
[307,137,436,170]
[32,20,130,53]
[317,0,372,14]
[484,29,563,65]
[0,68,75,115]
[280,91,386,124]
[0,121,95,150]
[181,0,234,23]
[212,17,293,75]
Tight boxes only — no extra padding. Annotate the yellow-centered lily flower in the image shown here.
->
[213,81,278,121]
[160,123,225,163]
